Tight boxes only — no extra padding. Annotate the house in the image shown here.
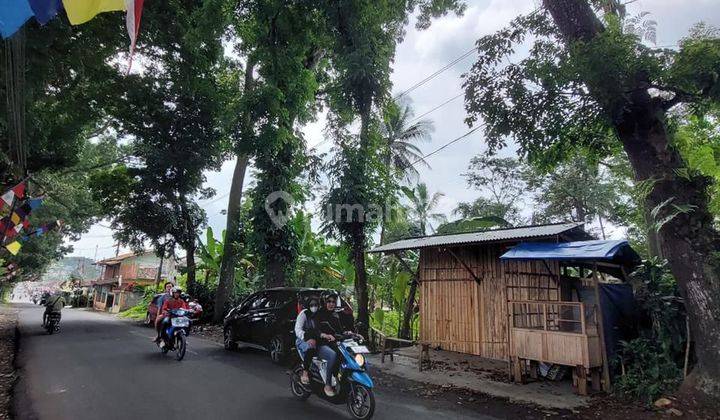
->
[91,250,176,313]
[370,222,639,395]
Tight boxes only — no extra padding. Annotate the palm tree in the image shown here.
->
[381,97,434,182]
[403,183,446,235]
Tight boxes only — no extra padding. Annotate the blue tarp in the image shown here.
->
[500,239,636,262]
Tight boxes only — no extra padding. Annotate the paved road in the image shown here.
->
[13,304,494,420]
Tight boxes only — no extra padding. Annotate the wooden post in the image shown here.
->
[591,368,602,392]
[580,302,586,335]
[529,360,539,380]
[542,303,547,331]
[592,265,611,392]
[575,366,588,395]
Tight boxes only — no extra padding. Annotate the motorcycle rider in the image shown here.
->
[42,292,65,327]
[155,286,188,345]
[294,296,338,397]
[153,281,175,343]
[317,291,358,387]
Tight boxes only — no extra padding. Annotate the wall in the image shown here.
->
[419,243,560,361]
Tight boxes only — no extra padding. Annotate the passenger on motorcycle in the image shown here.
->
[294,296,338,397]
[155,287,189,344]
[42,293,65,327]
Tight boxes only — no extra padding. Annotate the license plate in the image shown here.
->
[171,317,189,327]
[350,345,369,354]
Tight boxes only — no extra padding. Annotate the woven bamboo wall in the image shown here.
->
[419,244,560,360]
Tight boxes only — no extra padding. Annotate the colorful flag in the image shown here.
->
[29,0,63,25]
[10,212,21,226]
[62,0,125,25]
[5,241,21,255]
[28,197,43,210]
[0,180,26,209]
[12,181,26,199]
[0,0,34,38]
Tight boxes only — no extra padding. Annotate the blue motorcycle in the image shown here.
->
[290,333,375,419]
[157,308,192,361]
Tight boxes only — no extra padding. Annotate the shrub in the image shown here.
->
[614,258,687,403]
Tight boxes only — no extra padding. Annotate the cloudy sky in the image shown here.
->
[68,0,720,261]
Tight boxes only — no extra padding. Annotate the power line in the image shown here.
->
[406,124,484,169]
[199,191,230,206]
[396,47,475,97]
[409,92,464,123]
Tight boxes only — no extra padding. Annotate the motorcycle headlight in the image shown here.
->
[354,353,365,367]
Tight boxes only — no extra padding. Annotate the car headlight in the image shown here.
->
[354,353,365,367]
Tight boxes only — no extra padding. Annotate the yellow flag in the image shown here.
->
[5,241,21,255]
[10,212,20,225]
[62,0,126,25]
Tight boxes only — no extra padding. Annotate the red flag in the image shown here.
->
[12,181,25,200]
[125,0,144,73]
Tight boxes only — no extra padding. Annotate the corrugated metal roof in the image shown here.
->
[369,222,585,253]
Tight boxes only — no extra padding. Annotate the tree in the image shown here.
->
[91,0,228,292]
[402,183,446,235]
[463,2,720,394]
[0,13,128,278]
[525,155,620,237]
[321,0,465,337]
[380,97,435,182]
[459,155,529,225]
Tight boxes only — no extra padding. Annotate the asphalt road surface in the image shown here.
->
[13,304,497,420]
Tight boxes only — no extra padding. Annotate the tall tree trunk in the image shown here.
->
[213,154,249,323]
[352,231,369,338]
[400,278,418,340]
[352,105,373,338]
[185,240,197,294]
[546,0,720,395]
[212,59,255,324]
[618,104,720,395]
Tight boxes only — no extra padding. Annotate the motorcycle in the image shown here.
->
[45,312,61,335]
[157,308,192,361]
[290,333,375,420]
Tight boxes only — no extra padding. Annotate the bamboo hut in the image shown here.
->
[370,222,640,395]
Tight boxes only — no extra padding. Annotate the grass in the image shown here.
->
[118,304,147,320]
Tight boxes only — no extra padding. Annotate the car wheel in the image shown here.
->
[269,334,287,365]
[224,327,238,351]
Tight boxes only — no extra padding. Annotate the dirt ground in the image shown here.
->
[0,305,18,420]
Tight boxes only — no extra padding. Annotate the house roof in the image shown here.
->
[368,222,587,253]
[500,239,640,264]
[96,250,152,266]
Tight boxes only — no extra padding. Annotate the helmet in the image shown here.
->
[322,290,339,304]
[171,287,182,294]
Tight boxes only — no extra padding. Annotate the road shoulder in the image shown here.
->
[0,305,18,420]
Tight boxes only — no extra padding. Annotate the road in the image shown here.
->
[12,304,496,420]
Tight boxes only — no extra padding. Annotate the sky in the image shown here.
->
[67,0,720,261]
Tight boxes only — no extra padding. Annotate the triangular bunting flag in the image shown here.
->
[1,190,14,207]
[28,197,43,210]
[62,0,126,25]
[29,0,63,25]
[5,241,21,255]
[11,181,25,200]
[0,0,34,39]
